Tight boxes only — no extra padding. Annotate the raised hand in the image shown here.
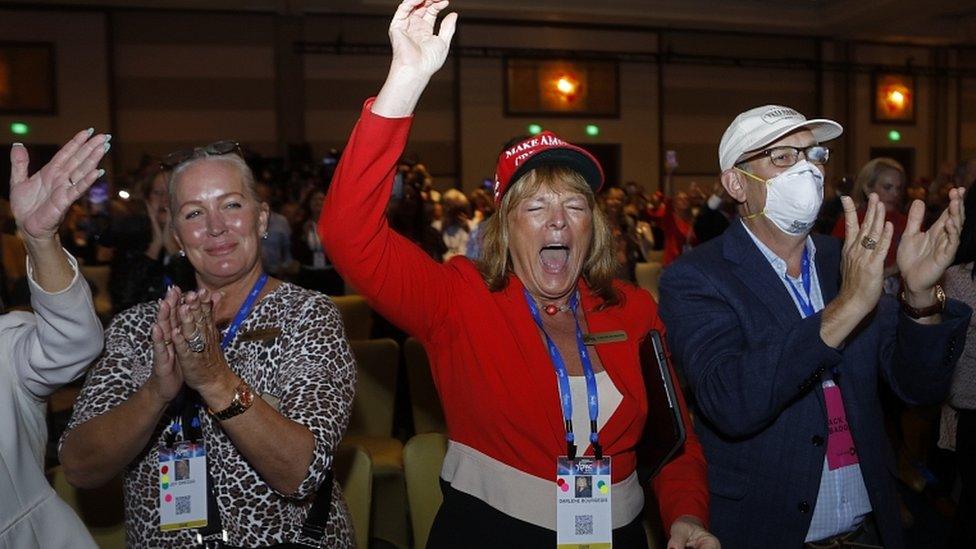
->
[838,193,893,315]
[10,129,111,242]
[898,187,966,301]
[374,0,458,117]
[389,0,458,77]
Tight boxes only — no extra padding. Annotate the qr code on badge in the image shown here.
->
[175,495,191,516]
[575,514,594,536]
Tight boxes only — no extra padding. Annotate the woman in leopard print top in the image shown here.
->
[60,148,355,547]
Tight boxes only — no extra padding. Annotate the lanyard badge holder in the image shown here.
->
[159,397,209,531]
[158,274,268,539]
[786,252,860,471]
[524,289,613,548]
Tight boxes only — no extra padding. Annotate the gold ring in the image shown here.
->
[861,236,878,250]
[162,339,172,346]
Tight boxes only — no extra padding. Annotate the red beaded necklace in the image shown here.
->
[538,297,576,316]
[543,303,571,315]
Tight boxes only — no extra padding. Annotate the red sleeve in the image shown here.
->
[318,98,454,340]
[645,199,668,222]
[650,318,710,531]
[832,207,868,239]
[831,212,846,239]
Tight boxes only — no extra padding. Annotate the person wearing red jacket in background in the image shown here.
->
[318,1,716,547]
[647,187,695,266]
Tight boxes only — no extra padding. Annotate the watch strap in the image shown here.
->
[899,285,946,319]
[209,379,257,421]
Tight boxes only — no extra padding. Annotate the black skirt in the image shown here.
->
[426,479,649,549]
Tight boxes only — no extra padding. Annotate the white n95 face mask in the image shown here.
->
[736,159,824,236]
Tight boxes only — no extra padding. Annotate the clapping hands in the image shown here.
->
[148,286,232,404]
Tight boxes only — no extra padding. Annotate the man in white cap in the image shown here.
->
[659,105,971,548]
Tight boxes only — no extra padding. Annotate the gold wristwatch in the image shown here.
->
[209,379,258,421]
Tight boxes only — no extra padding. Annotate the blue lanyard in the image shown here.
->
[785,247,815,318]
[523,288,602,461]
[221,272,269,350]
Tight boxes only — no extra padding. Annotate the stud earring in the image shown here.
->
[178,249,186,257]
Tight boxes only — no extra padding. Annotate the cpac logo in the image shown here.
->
[575,461,595,474]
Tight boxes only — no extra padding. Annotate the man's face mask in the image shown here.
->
[735,159,824,236]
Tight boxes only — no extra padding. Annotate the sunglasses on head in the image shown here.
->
[160,140,242,170]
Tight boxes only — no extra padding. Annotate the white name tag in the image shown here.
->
[556,456,612,548]
[159,440,209,531]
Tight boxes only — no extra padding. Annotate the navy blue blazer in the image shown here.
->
[659,220,970,549]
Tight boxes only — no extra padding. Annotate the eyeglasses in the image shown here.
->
[737,145,831,168]
[161,140,242,169]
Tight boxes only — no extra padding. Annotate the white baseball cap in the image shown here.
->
[718,105,843,171]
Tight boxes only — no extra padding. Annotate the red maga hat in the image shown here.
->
[492,131,604,205]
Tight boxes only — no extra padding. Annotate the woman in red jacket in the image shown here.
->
[319,1,716,547]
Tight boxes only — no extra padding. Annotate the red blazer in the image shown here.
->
[319,98,708,530]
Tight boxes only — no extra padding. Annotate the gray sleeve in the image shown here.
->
[13,251,103,399]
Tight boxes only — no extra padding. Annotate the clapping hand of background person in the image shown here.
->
[897,187,965,315]
[146,200,180,259]
[9,128,111,292]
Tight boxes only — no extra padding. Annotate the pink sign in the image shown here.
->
[824,382,859,470]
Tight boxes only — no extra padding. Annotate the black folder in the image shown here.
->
[635,329,687,482]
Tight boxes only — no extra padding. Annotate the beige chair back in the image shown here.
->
[403,433,448,549]
[50,466,126,548]
[332,295,374,340]
[347,339,399,438]
[644,249,665,264]
[404,337,445,434]
[334,444,373,549]
[635,261,663,301]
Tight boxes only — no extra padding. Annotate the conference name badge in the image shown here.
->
[158,440,208,531]
[582,331,627,346]
[556,456,612,548]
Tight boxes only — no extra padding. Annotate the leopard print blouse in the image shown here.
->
[62,283,356,547]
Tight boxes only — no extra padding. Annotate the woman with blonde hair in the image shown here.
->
[319,1,716,547]
[833,157,908,285]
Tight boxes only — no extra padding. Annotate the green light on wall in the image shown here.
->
[527,124,542,135]
[10,122,29,136]
[887,130,901,142]
[585,124,600,137]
